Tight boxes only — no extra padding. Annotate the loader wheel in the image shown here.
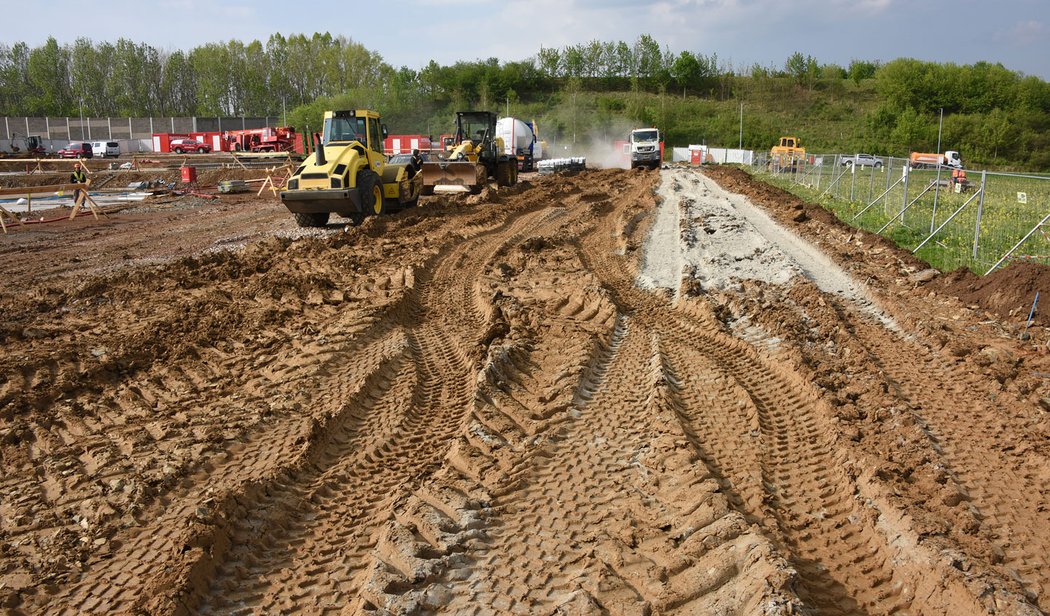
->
[496,161,514,187]
[358,170,386,216]
[293,212,330,227]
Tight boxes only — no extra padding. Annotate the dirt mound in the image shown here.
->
[937,263,1050,326]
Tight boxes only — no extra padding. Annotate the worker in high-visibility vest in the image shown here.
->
[69,163,87,204]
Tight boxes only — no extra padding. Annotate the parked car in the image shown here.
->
[170,138,212,154]
[57,142,93,159]
[388,152,430,165]
[840,153,882,168]
[91,141,120,158]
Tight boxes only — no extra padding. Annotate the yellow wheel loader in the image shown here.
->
[422,111,517,195]
[281,109,423,227]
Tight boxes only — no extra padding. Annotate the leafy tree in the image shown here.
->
[671,51,703,95]
[537,47,560,79]
[26,37,71,115]
[848,59,879,83]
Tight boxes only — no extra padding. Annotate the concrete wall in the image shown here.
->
[671,146,754,165]
[1,116,280,142]
[0,137,154,155]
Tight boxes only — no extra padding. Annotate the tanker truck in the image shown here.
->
[909,150,962,169]
[496,117,537,172]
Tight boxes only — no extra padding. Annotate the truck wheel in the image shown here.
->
[174,147,184,154]
[875,162,883,168]
[358,170,386,216]
[293,212,330,227]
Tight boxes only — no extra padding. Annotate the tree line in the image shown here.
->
[1,34,1048,168]
[0,33,389,117]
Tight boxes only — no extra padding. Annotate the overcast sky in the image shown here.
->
[5,0,1048,79]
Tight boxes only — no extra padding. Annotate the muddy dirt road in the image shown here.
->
[1,166,1049,615]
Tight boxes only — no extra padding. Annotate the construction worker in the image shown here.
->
[69,163,87,204]
[408,149,424,178]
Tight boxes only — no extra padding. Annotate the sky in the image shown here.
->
[4,0,1048,79]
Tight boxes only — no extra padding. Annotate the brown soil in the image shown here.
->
[0,165,1047,615]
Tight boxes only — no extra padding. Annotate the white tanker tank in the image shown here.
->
[496,117,537,172]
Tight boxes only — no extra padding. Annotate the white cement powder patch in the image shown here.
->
[637,167,898,331]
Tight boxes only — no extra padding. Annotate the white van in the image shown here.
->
[91,141,120,158]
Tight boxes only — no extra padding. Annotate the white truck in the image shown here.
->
[628,128,661,169]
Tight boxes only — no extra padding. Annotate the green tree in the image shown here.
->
[26,37,72,115]
[671,51,702,96]
[848,59,878,83]
[537,46,561,79]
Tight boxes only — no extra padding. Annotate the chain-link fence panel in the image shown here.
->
[752,154,1050,274]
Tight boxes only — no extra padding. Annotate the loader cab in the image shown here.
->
[454,111,499,158]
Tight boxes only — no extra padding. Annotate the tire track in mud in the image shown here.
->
[442,318,799,614]
[350,175,802,614]
[46,327,411,615]
[572,176,926,615]
[186,206,564,612]
[847,315,1050,609]
[349,200,617,613]
[19,255,422,613]
[660,310,906,614]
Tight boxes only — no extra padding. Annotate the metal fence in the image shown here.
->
[751,153,1050,275]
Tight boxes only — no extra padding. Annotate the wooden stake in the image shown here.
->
[0,203,25,233]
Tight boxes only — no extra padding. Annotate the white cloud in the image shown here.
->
[997,20,1047,46]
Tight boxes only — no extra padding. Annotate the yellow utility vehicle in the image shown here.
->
[281,109,423,227]
[769,136,806,172]
[422,111,517,194]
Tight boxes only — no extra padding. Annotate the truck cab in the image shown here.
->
[629,128,661,169]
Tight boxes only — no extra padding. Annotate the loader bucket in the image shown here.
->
[422,160,484,193]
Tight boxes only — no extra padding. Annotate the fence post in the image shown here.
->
[902,164,910,221]
[817,158,823,191]
[973,170,987,261]
[849,161,856,202]
[930,165,943,233]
